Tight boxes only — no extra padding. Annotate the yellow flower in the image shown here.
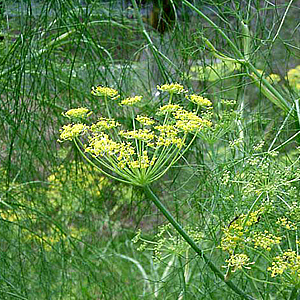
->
[85,133,121,156]
[90,118,120,132]
[186,94,212,106]
[59,83,215,186]
[62,107,92,119]
[155,125,184,148]
[157,83,186,94]
[252,231,281,251]
[58,123,87,141]
[120,96,142,106]
[136,115,155,126]
[225,253,254,272]
[119,129,154,142]
[129,150,155,169]
[173,108,212,132]
[91,85,119,98]
[276,216,297,230]
[157,104,181,114]
[268,250,300,278]
[286,65,300,90]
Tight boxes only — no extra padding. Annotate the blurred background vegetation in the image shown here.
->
[0,0,299,299]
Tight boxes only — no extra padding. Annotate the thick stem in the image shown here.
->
[144,185,256,300]
[182,0,292,115]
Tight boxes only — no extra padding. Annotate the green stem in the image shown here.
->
[181,0,242,59]
[289,287,298,300]
[130,0,175,83]
[144,185,256,300]
[295,98,300,128]
[182,0,292,115]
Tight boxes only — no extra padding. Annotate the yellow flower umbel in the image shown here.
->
[157,104,181,115]
[59,123,87,142]
[252,231,281,251]
[225,254,254,273]
[91,85,119,99]
[62,107,92,119]
[186,94,212,107]
[120,96,142,106]
[157,83,186,94]
[268,250,300,280]
[136,115,155,126]
[220,208,265,255]
[285,65,300,91]
[90,118,120,132]
[59,84,213,186]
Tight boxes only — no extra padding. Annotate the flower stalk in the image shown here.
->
[144,185,256,300]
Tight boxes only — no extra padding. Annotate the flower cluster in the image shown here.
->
[174,108,212,132]
[119,129,154,143]
[268,250,300,278]
[220,208,265,256]
[218,144,300,283]
[276,216,297,231]
[220,207,285,275]
[225,254,254,273]
[91,85,119,99]
[85,132,137,171]
[59,84,213,186]
[186,94,212,107]
[252,231,281,251]
[286,65,300,90]
[157,83,186,94]
[128,150,156,169]
[155,125,184,148]
[120,96,142,106]
[62,107,92,119]
[253,140,265,151]
[90,118,120,132]
[157,104,181,114]
[59,123,87,141]
[136,115,155,126]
